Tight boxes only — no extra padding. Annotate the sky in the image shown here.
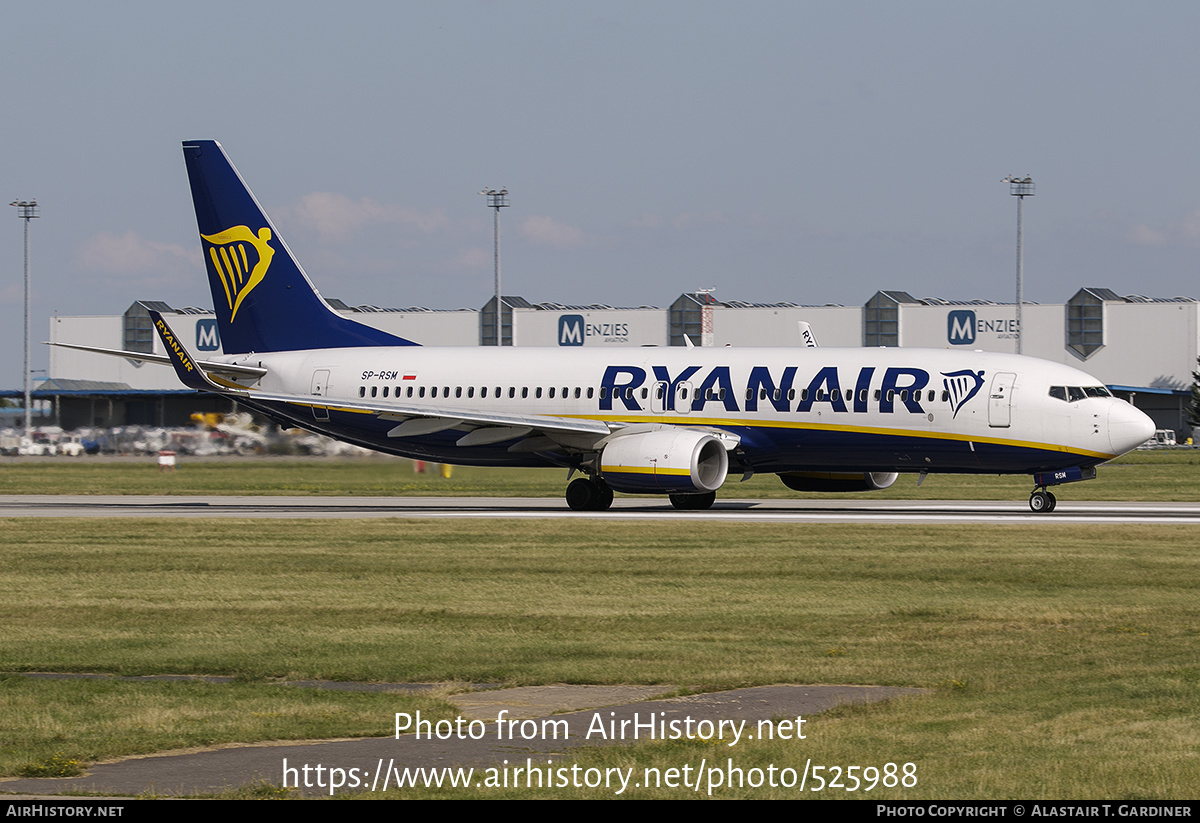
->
[3,1,1200,388]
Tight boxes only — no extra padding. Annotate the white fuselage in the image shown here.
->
[218,344,1153,476]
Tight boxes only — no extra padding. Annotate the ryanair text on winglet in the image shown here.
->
[157,318,195,372]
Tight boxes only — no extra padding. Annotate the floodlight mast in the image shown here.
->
[1003,176,1034,354]
[10,199,38,432]
[479,187,509,346]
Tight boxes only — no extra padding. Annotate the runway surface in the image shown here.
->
[1,494,1198,523]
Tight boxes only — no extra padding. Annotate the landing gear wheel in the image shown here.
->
[566,478,597,511]
[1029,490,1054,513]
[669,491,717,511]
[1045,491,1057,511]
[565,478,613,511]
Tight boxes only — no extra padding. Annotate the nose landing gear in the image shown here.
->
[1029,488,1057,512]
[1028,466,1096,513]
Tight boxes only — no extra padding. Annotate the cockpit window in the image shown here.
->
[1050,385,1112,402]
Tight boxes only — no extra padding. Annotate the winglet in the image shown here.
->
[146,307,229,392]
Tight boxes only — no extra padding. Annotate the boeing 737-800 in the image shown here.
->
[57,141,1156,512]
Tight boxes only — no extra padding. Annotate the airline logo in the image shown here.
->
[155,318,194,373]
[948,310,976,345]
[559,314,584,346]
[597,363,987,417]
[196,318,220,351]
[201,226,275,322]
[941,369,986,418]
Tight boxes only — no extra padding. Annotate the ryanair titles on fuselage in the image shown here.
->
[599,364,985,416]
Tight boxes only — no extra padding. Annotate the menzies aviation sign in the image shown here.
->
[948,310,976,345]
[558,314,632,346]
[196,318,221,352]
[559,315,584,346]
[947,309,1020,346]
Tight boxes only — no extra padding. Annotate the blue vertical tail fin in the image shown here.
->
[182,140,417,353]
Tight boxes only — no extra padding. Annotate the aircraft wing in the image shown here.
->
[46,340,268,380]
[143,309,615,448]
[237,388,615,441]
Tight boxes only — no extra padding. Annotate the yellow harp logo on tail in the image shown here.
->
[201,226,275,322]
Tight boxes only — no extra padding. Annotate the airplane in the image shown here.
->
[57,141,1156,513]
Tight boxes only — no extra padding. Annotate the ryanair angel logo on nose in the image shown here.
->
[941,368,985,418]
[201,226,275,322]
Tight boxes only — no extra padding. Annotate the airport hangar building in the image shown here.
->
[37,286,1199,439]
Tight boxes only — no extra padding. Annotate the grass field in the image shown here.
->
[2,506,1199,798]
[1,448,1198,501]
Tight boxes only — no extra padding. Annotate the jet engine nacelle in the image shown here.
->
[600,429,729,494]
[778,471,899,493]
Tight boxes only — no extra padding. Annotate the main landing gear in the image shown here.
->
[1029,488,1057,513]
[565,477,614,511]
[564,478,718,512]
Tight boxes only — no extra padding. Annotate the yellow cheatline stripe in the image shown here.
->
[601,465,690,476]
[280,401,374,415]
[206,373,248,390]
[254,403,1117,462]
[564,412,1118,461]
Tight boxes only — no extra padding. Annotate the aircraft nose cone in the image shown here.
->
[1108,401,1155,455]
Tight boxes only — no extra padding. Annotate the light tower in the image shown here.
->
[10,199,38,431]
[1002,176,1034,354]
[479,187,509,346]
